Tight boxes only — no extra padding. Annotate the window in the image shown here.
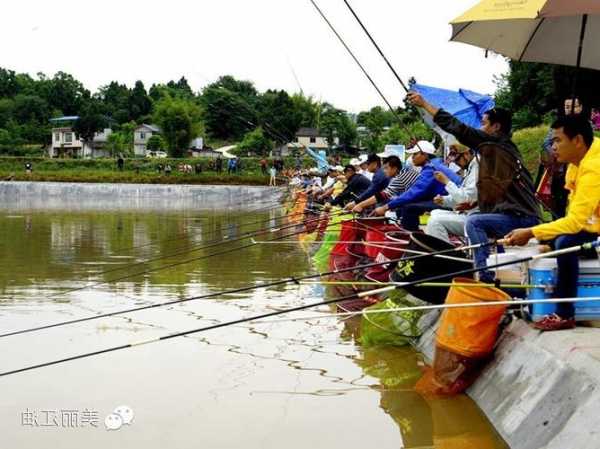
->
[54,133,60,142]
[65,133,73,144]
[140,132,146,140]
[309,137,316,144]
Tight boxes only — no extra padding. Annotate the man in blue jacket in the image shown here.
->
[344,154,389,211]
[374,141,462,231]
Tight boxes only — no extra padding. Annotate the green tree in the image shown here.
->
[153,96,202,158]
[319,104,357,149]
[237,127,273,156]
[129,81,152,120]
[73,101,108,150]
[38,71,90,116]
[291,93,319,128]
[146,134,165,151]
[200,76,258,140]
[382,122,433,147]
[256,90,301,144]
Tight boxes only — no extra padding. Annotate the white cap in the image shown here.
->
[350,158,361,166]
[335,165,344,172]
[406,140,437,155]
[358,154,368,164]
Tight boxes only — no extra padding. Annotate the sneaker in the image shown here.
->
[533,314,576,331]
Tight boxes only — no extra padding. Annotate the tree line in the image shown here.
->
[0,68,435,158]
[4,62,590,158]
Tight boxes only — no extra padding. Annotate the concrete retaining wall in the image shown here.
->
[415,316,600,449]
[0,181,284,211]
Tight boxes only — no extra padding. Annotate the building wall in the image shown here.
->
[295,135,337,149]
[133,127,157,156]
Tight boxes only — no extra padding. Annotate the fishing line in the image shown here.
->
[1,240,595,377]
[307,0,425,153]
[341,0,409,93]
[38,209,347,302]
[0,235,495,339]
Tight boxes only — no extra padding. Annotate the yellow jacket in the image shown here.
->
[532,137,600,241]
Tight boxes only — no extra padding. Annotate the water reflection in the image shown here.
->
[0,206,507,449]
[0,209,309,300]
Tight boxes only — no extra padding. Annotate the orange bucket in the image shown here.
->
[436,278,510,358]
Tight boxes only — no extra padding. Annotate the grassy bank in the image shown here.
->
[0,156,315,186]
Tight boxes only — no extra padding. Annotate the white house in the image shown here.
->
[49,126,113,159]
[275,128,339,156]
[293,127,337,150]
[133,124,161,156]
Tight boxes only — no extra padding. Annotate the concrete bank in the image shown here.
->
[415,316,600,449]
[0,181,285,211]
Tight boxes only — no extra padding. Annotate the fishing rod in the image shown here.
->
[0,236,496,339]
[300,281,543,290]
[1,240,596,377]
[251,239,473,263]
[307,0,425,153]
[40,209,348,302]
[341,0,409,93]
[84,204,315,279]
[107,201,288,255]
[254,296,600,325]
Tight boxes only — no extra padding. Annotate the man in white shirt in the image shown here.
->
[425,144,479,242]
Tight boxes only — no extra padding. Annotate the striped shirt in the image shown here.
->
[375,168,420,203]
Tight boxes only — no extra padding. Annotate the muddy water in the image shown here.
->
[0,206,508,449]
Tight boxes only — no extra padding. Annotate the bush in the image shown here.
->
[513,125,547,174]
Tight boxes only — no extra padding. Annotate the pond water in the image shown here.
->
[0,203,508,448]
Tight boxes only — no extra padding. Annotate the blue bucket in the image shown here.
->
[528,259,557,321]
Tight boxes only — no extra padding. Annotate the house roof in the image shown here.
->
[136,123,161,133]
[296,127,321,137]
[50,116,79,123]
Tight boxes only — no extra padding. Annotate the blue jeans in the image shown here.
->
[465,213,540,282]
[396,201,444,231]
[553,231,598,319]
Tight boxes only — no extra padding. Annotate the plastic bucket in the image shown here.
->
[361,224,403,259]
[436,278,510,358]
[390,233,473,304]
[528,258,558,320]
[330,220,363,257]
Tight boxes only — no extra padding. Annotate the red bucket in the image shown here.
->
[331,220,365,257]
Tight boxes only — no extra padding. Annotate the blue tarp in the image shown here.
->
[411,83,495,129]
[305,147,329,171]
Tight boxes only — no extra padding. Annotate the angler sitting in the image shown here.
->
[350,155,419,214]
[344,154,389,212]
[316,166,344,201]
[505,115,600,331]
[425,143,479,242]
[407,92,540,281]
[373,141,462,231]
[325,165,371,209]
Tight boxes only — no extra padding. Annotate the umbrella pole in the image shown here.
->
[571,14,588,105]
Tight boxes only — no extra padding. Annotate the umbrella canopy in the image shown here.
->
[451,0,600,70]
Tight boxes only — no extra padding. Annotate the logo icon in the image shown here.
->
[104,405,134,431]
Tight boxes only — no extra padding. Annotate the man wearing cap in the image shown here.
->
[358,155,373,181]
[344,154,389,211]
[351,155,419,214]
[407,92,540,281]
[327,165,371,208]
[317,166,344,201]
[425,144,479,242]
[374,141,462,231]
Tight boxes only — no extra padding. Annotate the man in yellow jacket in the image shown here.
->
[506,115,600,331]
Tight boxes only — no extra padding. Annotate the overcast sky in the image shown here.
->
[2,0,507,113]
